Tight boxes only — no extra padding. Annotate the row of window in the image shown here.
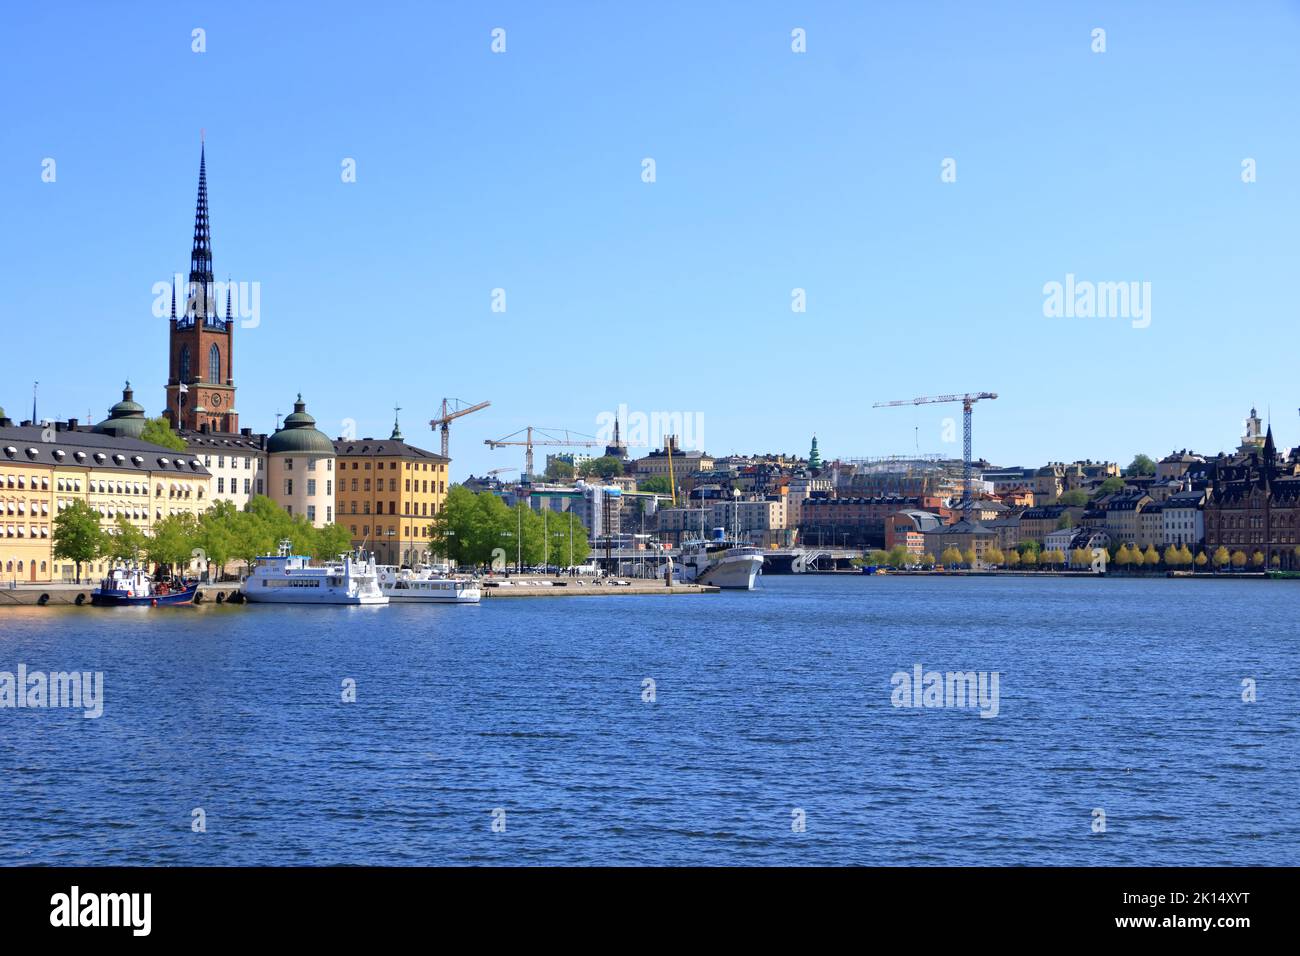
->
[282,480,333,497]
[348,525,432,539]
[1,524,50,538]
[203,455,261,471]
[342,460,444,471]
[215,478,262,496]
[282,458,333,472]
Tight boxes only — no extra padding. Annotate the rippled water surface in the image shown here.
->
[1,575,1296,865]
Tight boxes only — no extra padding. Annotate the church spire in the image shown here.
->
[390,405,404,442]
[188,139,214,322]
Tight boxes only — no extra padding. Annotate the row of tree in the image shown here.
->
[427,486,592,569]
[52,495,353,582]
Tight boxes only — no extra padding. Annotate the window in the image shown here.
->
[327,506,333,522]
[217,477,225,493]
[244,478,251,494]
[208,343,221,382]
[307,505,316,523]
[284,479,293,495]
[285,458,294,470]
[307,459,316,471]
[179,345,191,382]
[326,480,332,495]
[307,479,317,496]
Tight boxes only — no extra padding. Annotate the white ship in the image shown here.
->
[240,541,388,605]
[376,566,481,604]
[676,530,764,590]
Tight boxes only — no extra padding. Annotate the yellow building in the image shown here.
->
[333,417,449,566]
[1,410,212,583]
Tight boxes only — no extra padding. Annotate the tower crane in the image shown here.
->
[872,392,998,510]
[486,467,517,477]
[429,398,490,458]
[484,427,605,479]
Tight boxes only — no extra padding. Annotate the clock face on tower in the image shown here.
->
[211,393,222,408]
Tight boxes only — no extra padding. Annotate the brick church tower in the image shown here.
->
[164,141,238,433]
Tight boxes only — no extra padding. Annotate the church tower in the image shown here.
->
[165,141,238,433]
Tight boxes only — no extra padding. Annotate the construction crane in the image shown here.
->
[486,467,517,477]
[484,426,605,478]
[429,398,490,458]
[872,392,998,510]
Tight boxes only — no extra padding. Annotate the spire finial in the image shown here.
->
[225,277,233,323]
[189,140,213,322]
[170,276,177,318]
[390,404,404,441]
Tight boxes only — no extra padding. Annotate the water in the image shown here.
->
[0,575,1295,866]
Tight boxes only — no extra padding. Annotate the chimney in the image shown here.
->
[67,419,79,430]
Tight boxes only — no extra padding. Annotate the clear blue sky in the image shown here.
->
[2,1,1297,478]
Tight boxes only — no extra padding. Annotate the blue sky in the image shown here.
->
[2,1,1298,478]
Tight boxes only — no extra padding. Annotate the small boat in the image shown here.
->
[377,565,481,604]
[240,540,388,605]
[92,566,198,606]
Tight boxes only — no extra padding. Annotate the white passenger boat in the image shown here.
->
[376,565,481,604]
[241,541,388,605]
[675,530,764,590]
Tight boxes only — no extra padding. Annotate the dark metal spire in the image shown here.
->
[170,277,177,319]
[187,140,214,324]
[225,280,233,323]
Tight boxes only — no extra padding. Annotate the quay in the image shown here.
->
[0,578,717,607]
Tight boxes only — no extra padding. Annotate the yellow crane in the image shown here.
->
[429,398,490,458]
[872,392,998,509]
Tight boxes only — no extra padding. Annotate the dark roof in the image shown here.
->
[0,425,211,476]
[179,429,268,452]
[927,518,995,536]
[332,437,448,463]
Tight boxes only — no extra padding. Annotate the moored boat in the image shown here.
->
[92,567,198,606]
[240,540,388,605]
[377,565,481,604]
[675,530,764,590]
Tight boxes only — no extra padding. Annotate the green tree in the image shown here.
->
[887,545,912,568]
[1058,489,1089,507]
[961,548,977,568]
[1125,454,1157,477]
[52,500,106,582]
[1095,476,1126,497]
[197,500,238,578]
[1018,539,1042,557]
[544,459,575,481]
[139,416,187,452]
[921,551,936,567]
[940,546,963,567]
[986,546,1004,567]
[545,511,591,567]
[146,513,199,573]
[106,514,148,564]
[580,456,624,478]
[637,475,672,495]
[1004,549,1020,568]
[1056,512,1075,530]
[230,501,278,570]
[314,523,354,562]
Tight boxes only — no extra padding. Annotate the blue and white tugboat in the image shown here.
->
[92,566,198,606]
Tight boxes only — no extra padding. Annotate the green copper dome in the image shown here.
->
[94,381,148,439]
[268,394,335,455]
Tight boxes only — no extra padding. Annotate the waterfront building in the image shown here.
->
[178,428,267,509]
[266,395,335,528]
[0,412,211,582]
[984,515,1022,553]
[1018,504,1086,546]
[164,143,239,434]
[1163,484,1206,548]
[922,518,996,566]
[798,494,944,549]
[707,498,789,549]
[655,506,712,546]
[333,414,449,565]
[1097,492,1152,548]
[885,510,947,554]
[1203,427,1300,568]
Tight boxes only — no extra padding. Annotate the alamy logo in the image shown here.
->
[595,403,704,452]
[0,665,103,718]
[890,664,1000,718]
[50,886,150,936]
[1042,273,1151,329]
[151,275,262,328]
